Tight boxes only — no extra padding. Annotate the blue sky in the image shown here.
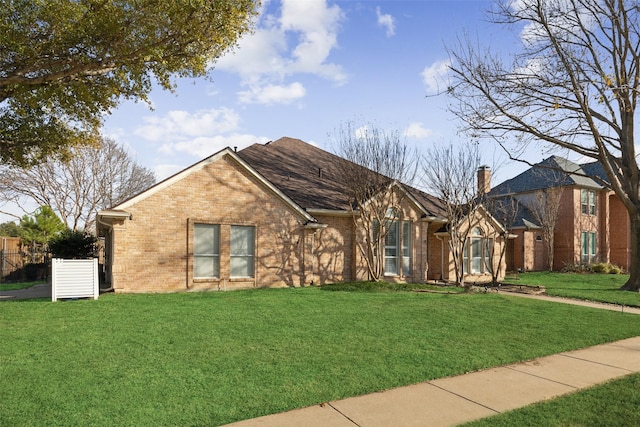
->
[102,0,538,188]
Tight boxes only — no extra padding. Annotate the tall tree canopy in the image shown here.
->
[447,0,640,291]
[0,0,259,166]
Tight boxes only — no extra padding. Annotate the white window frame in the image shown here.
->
[230,225,255,278]
[384,220,399,276]
[376,209,412,278]
[464,227,489,275]
[581,189,596,216]
[194,223,220,278]
[402,222,412,276]
[581,231,597,264]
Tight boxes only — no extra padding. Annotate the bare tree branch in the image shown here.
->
[335,122,418,281]
[447,0,640,290]
[0,137,155,231]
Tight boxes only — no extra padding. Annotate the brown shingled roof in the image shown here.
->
[237,137,446,217]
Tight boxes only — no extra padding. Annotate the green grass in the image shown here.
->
[2,287,640,426]
[0,280,44,291]
[319,280,465,293]
[464,373,640,427]
[505,271,640,307]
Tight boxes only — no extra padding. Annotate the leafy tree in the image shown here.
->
[0,221,20,237]
[49,229,98,259]
[18,206,66,247]
[0,0,259,166]
[447,0,640,291]
[0,136,156,231]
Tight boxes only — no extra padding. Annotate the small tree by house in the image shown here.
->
[482,196,520,283]
[423,142,483,285]
[335,122,418,281]
[527,187,563,271]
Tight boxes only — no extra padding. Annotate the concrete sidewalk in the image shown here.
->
[225,293,640,427]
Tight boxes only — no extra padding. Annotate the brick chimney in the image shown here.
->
[477,165,491,196]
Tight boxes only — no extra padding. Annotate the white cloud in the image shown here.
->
[216,0,346,104]
[376,7,395,37]
[238,82,306,105]
[134,108,240,142]
[154,164,185,181]
[512,57,546,78]
[421,59,451,94]
[159,134,270,159]
[404,122,432,139]
[133,108,270,167]
[509,0,595,47]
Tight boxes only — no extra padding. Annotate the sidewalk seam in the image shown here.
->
[326,402,361,426]
[504,361,580,390]
[427,381,502,415]
[560,353,635,372]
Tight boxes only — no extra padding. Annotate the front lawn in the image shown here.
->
[2,287,640,426]
[505,271,640,307]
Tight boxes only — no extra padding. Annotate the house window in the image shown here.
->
[230,225,255,278]
[402,222,412,276]
[384,221,399,276]
[581,231,597,264]
[194,224,220,278]
[484,238,493,272]
[375,210,411,277]
[464,228,489,275]
[581,189,596,215]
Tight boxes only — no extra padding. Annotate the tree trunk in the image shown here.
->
[620,211,640,292]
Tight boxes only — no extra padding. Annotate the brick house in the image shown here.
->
[97,137,508,292]
[487,156,631,271]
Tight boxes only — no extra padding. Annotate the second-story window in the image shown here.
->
[581,189,596,215]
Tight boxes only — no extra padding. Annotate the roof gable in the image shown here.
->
[106,146,316,222]
[490,155,602,196]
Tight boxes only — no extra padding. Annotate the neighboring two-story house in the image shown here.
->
[97,137,509,292]
[487,156,631,271]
